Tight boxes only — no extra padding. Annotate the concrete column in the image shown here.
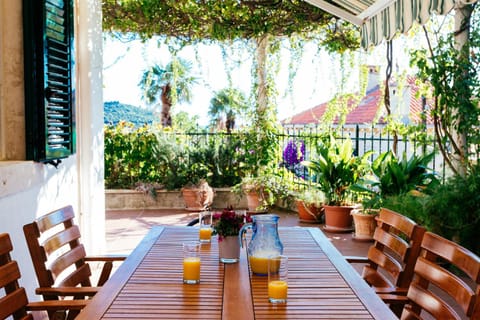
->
[75,0,106,254]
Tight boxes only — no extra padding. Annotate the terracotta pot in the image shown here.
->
[323,205,354,233]
[218,236,240,264]
[245,191,268,213]
[181,182,214,211]
[296,200,324,223]
[351,209,378,241]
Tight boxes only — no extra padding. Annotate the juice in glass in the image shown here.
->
[183,257,201,284]
[199,227,212,242]
[268,280,288,301]
[268,255,288,303]
[199,211,212,243]
[183,241,201,284]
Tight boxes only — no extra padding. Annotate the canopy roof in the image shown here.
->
[305,0,477,47]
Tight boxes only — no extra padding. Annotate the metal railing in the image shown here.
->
[173,124,446,181]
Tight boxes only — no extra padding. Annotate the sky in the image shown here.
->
[102,34,414,126]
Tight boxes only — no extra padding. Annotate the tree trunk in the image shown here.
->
[255,36,269,115]
[451,4,474,176]
[160,83,172,127]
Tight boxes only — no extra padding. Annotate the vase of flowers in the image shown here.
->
[212,207,251,263]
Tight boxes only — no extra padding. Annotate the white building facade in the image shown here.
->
[0,0,104,300]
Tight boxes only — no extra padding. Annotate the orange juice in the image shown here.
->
[199,228,212,242]
[268,280,288,301]
[249,256,270,275]
[183,257,200,283]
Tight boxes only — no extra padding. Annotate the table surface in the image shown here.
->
[76,226,397,320]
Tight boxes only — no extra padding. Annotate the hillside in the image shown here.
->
[104,101,156,126]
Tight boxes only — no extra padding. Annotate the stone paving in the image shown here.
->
[105,208,371,271]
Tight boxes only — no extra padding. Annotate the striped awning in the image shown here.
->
[304,0,477,48]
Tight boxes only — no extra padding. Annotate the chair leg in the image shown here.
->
[50,310,67,320]
[66,309,80,320]
[390,304,404,317]
[97,262,113,286]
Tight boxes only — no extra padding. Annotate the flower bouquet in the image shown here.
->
[212,207,252,241]
[212,207,252,263]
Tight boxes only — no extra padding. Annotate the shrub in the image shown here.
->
[383,167,480,256]
[104,122,161,188]
[105,123,252,189]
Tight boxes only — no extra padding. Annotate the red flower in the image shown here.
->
[212,207,251,240]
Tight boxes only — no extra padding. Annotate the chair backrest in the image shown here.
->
[0,233,33,320]
[402,232,480,320]
[363,208,426,292]
[23,205,93,292]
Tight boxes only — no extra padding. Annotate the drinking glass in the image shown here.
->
[268,255,288,303]
[198,211,212,243]
[183,241,201,284]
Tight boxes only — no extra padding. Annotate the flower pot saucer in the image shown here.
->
[299,218,321,224]
[323,225,354,233]
[352,233,375,242]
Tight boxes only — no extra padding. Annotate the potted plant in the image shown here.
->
[232,169,291,213]
[349,198,380,241]
[212,207,252,263]
[181,179,214,211]
[302,136,371,232]
[350,150,438,240]
[295,189,325,223]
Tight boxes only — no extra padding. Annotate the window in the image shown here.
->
[23,0,75,164]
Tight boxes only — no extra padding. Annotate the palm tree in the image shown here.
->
[139,57,197,127]
[208,88,249,133]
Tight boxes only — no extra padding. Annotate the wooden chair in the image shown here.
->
[346,208,426,315]
[0,233,86,320]
[23,205,126,306]
[395,231,480,319]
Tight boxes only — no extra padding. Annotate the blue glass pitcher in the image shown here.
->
[239,214,283,275]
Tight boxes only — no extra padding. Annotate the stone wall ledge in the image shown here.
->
[106,188,246,211]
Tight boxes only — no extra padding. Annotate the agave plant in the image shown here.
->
[351,150,440,210]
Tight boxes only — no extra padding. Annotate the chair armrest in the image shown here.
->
[344,256,369,264]
[84,255,127,286]
[26,299,87,311]
[84,255,127,262]
[378,293,409,305]
[36,286,100,297]
[375,287,408,295]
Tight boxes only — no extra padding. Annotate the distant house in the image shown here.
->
[282,66,433,127]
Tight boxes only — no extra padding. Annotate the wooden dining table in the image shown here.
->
[76,225,397,319]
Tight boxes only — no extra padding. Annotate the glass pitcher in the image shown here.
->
[239,214,283,275]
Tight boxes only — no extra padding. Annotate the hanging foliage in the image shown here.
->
[103,0,360,50]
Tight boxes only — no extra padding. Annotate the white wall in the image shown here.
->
[0,160,79,301]
[0,0,105,301]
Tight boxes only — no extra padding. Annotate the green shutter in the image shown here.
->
[23,0,75,165]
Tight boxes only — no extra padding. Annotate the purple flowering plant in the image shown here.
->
[212,207,252,240]
[283,140,305,166]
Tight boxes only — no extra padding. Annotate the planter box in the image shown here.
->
[106,188,247,210]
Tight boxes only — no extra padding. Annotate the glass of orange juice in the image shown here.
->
[199,211,212,243]
[268,255,288,303]
[183,241,201,284]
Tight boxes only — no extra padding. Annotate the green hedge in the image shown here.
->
[104,122,260,190]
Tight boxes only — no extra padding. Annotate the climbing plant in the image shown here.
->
[103,0,359,49]
[411,5,480,175]
[103,0,365,184]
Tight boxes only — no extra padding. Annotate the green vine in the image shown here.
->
[410,5,479,175]
[103,0,360,51]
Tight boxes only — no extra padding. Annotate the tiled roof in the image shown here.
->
[282,77,433,126]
